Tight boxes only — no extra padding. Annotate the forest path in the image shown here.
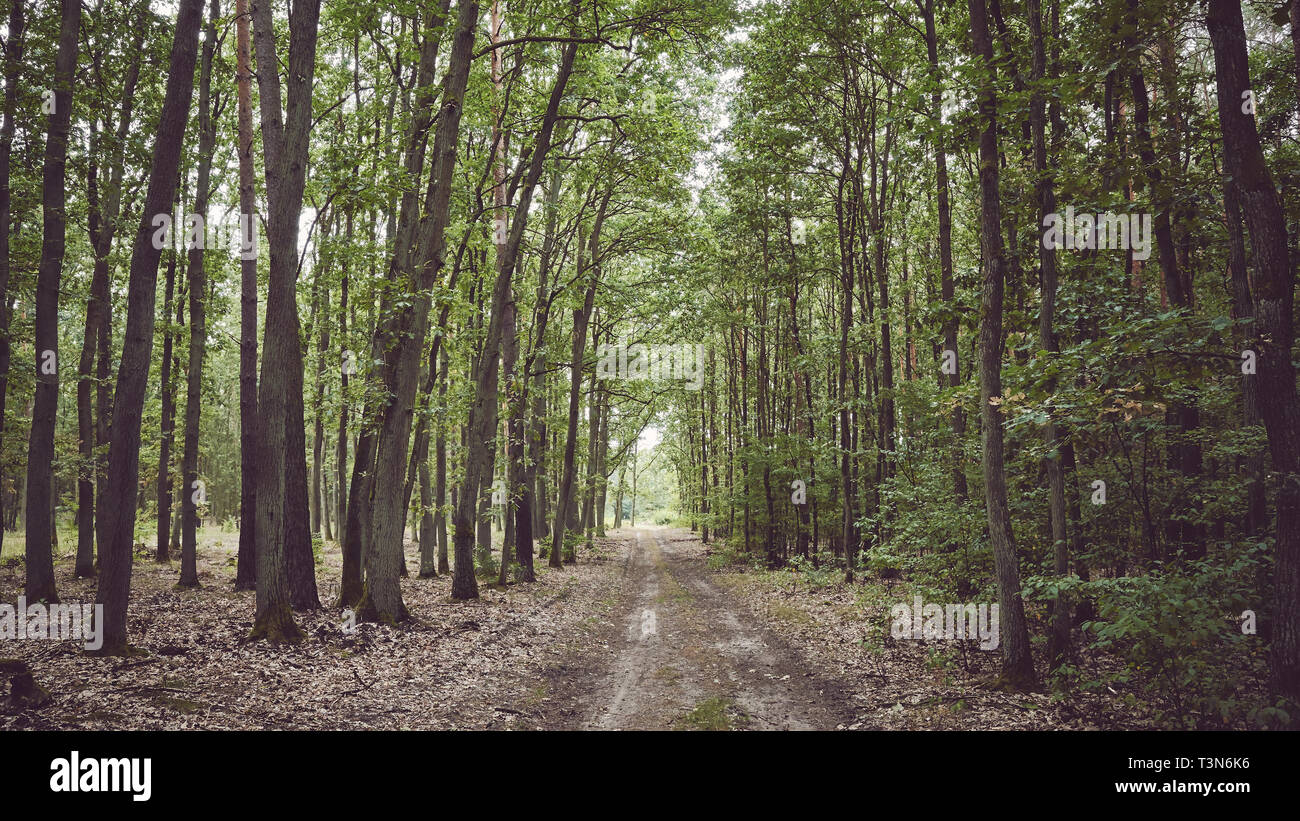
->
[544,526,854,730]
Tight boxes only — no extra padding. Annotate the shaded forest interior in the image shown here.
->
[1,0,1299,730]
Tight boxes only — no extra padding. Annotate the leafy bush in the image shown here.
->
[787,553,839,590]
[705,539,764,572]
[1027,544,1280,728]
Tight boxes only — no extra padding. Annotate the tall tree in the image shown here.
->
[969,0,1034,689]
[78,1,146,578]
[248,0,323,638]
[0,0,24,560]
[362,0,476,621]
[1207,0,1300,714]
[1028,0,1069,668]
[234,0,258,591]
[461,39,580,591]
[25,0,81,604]
[94,0,206,654]
[157,245,178,563]
[180,0,222,588]
[548,189,608,570]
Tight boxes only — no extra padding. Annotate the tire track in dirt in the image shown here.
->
[538,526,854,730]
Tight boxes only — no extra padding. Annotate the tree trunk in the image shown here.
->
[455,39,578,596]
[1208,0,1300,715]
[169,273,186,562]
[1126,0,1201,560]
[310,267,327,538]
[1224,175,1266,536]
[157,248,178,563]
[549,193,607,568]
[362,0,472,620]
[418,345,438,578]
[0,0,22,560]
[248,0,322,639]
[1028,0,1069,668]
[180,0,220,589]
[94,0,205,653]
[435,347,450,574]
[922,0,967,504]
[26,0,80,604]
[969,0,1034,689]
[234,0,258,591]
[77,13,144,578]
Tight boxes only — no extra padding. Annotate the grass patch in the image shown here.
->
[677,696,736,731]
[769,602,814,626]
[656,574,693,605]
[705,542,763,572]
[522,682,548,710]
[151,694,205,714]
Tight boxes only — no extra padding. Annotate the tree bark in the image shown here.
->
[1208,0,1300,714]
[25,0,81,604]
[362,0,474,620]
[94,0,205,653]
[969,0,1034,689]
[180,0,221,589]
[0,0,21,561]
[234,0,258,591]
[248,0,322,638]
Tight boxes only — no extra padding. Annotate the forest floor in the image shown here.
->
[1,524,1145,729]
[0,525,625,729]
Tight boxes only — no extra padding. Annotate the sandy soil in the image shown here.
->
[530,526,855,730]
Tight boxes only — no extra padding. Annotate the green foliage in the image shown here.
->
[786,554,839,591]
[1026,544,1274,728]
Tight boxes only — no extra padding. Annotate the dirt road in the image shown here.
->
[538,526,853,730]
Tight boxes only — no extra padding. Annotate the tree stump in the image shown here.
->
[0,659,52,713]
